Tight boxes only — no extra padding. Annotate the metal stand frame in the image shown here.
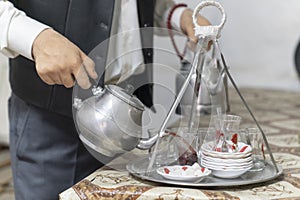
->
[146,0,279,175]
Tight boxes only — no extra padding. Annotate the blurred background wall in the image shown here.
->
[200,0,300,91]
[156,0,300,91]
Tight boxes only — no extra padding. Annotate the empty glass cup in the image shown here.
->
[240,127,266,171]
[197,127,216,161]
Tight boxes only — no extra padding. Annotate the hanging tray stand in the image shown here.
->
[127,0,282,187]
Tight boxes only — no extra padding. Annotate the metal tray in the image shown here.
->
[126,156,283,187]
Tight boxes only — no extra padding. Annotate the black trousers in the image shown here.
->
[9,93,103,200]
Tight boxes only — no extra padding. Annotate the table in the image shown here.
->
[60,88,300,200]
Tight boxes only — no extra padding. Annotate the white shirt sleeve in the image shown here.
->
[154,0,186,32]
[169,7,186,32]
[0,0,49,60]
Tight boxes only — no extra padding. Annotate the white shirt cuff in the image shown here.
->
[170,7,186,33]
[8,15,49,60]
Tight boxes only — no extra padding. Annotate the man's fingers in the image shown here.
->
[39,74,56,85]
[81,53,98,80]
[61,74,75,88]
[74,66,91,89]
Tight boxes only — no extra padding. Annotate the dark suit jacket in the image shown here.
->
[9,0,155,117]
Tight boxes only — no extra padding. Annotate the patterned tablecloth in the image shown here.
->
[60,88,300,200]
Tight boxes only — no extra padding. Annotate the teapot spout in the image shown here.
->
[136,130,168,150]
[136,134,159,150]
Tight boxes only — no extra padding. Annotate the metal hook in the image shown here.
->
[192,1,227,39]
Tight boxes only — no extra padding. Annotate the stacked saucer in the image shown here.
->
[200,141,253,178]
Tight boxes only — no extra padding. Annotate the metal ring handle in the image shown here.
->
[192,1,226,38]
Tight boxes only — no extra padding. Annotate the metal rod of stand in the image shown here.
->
[219,49,279,173]
[145,38,207,175]
[188,38,209,131]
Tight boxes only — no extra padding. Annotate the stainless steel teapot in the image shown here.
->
[73,84,160,159]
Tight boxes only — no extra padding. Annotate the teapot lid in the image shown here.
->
[106,85,145,111]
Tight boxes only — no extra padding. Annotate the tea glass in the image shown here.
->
[212,114,242,152]
[173,127,217,165]
[240,127,266,171]
[171,127,200,166]
[148,127,217,167]
[147,129,178,167]
[197,127,217,160]
[222,115,242,136]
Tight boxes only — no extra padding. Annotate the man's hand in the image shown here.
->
[180,9,211,43]
[32,29,98,89]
